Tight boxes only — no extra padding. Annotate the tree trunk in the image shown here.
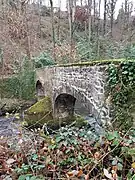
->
[50,0,56,61]
[80,0,83,6]
[103,0,107,36]
[22,1,32,65]
[110,1,114,37]
[68,0,74,63]
[110,0,117,37]
[97,0,101,59]
[88,0,92,58]
[1,0,4,19]
[93,0,96,25]
[57,0,61,40]
[38,0,42,37]
[124,0,128,28]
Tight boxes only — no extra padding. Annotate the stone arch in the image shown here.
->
[54,93,76,119]
[36,80,45,98]
[53,84,96,119]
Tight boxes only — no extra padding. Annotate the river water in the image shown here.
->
[0,99,104,137]
[0,116,21,136]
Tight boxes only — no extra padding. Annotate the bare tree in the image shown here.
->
[103,0,107,36]
[124,0,133,30]
[7,0,32,64]
[57,0,61,40]
[97,0,101,58]
[50,0,56,60]
[22,0,31,63]
[107,0,117,37]
[117,1,133,41]
[80,0,83,6]
[1,0,4,19]
[67,0,74,62]
[93,0,96,26]
[87,0,92,43]
[38,0,42,37]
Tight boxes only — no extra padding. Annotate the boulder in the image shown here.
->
[24,97,54,127]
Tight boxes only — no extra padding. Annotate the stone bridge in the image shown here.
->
[36,63,111,125]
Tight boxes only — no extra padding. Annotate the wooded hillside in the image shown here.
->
[0,0,135,75]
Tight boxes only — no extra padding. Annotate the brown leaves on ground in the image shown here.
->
[0,127,134,179]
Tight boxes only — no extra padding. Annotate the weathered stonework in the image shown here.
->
[36,64,111,125]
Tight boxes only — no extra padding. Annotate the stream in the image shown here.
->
[0,114,104,137]
[0,116,21,136]
[0,99,104,136]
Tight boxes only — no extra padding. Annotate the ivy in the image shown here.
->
[108,61,135,130]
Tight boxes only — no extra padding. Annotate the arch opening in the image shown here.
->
[36,80,45,98]
[54,93,76,119]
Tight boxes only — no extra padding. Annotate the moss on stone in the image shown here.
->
[25,97,53,127]
[36,59,134,69]
[27,96,52,114]
[74,114,87,127]
[57,59,126,67]
[24,97,87,129]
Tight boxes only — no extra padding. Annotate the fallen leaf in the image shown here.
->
[0,136,3,140]
[18,139,23,144]
[67,170,79,177]
[6,158,16,165]
[85,174,89,180]
[45,155,51,165]
[132,162,135,169]
[77,170,83,177]
[112,166,118,171]
[103,168,113,180]
[51,139,55,144]
[94,152,101,160]
[112,172,118,180]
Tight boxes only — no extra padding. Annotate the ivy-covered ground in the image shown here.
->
[0,123,135,180]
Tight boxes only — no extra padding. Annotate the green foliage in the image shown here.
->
[18,174,44,180]
[108,61,135,129]
[9,125,135,179]
[124,44,135,59]
[76,36,135,62]
[1,120,135,179]
[33,52,56,68]
[76,38,97,60]
[47,125,100,168]
[0,58,35,100]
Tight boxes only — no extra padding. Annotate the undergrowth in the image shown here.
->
[0,58,35,100]
[0,123,135,180]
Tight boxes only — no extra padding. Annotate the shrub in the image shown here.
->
[33,52,56,68]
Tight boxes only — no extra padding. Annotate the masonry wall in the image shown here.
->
[36,65,111,125]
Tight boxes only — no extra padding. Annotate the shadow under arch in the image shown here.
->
[54,93,76,119]
[53,84,97,120]
[36,80,45,98]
